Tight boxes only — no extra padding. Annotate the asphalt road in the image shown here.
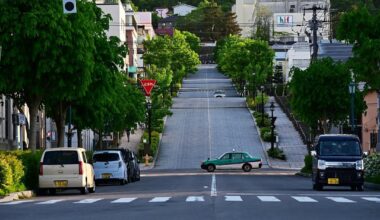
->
[155,64,268,169]
[1,170,379,220]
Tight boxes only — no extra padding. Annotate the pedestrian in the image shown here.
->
[126,128,131,142]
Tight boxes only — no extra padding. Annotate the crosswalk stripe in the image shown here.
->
[292,196,318,202]
[258,196,280,202]
[111,198,137,203]
[186,196,205,202]
[149,197,171,203]
[36,200,64,204]
[362,197,380,202]
[225,196,243,202]
[1,200,34,205]
[326,197,356,203]
[74,199,103,204]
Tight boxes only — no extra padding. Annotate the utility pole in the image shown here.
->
[304,5,326,62]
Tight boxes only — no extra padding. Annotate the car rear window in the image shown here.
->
[93,153,120,162]
[43,151,79,165]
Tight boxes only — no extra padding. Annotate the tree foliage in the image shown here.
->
[131,0,235,12]
[176,1,240,42]
[336,5,380,90]
[215,35,274,95]
[288,58,361,134]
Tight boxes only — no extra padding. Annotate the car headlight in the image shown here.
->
[356,160,364,170]
[318,159,326,170]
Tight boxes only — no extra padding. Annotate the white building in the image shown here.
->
[285,41,311,81]
[173,3,196,16]
[233,0,330,40]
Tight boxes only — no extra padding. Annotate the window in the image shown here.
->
[93,153,120,162]
[232,153,242,160]
[319,140,361,156]
[221,153,231,160]
[43,151,79,165]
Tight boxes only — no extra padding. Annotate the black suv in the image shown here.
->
[112,148,140,182]
[311,134,366,191]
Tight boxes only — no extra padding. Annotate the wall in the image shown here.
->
[362,91,378,152]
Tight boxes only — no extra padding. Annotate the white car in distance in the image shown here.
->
[93,150,129,185]
[213,90,226,98]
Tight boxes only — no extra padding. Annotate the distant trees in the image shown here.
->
[215,35,274,95]
[252,6,272,41]
[176,1,240,41]
[131,0,235,12]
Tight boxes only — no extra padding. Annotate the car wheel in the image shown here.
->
[37,188,47,196]
[89,177,96,193]
[313,183,323,191]
[242,164,252,172]
[136,171,141,181]
[81,181,89,195]
[49,189,56,195]
[350,185,357,191]
[207,164,215,172]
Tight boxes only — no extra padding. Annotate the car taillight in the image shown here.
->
[79,161,83,175]
[39,162,43,176]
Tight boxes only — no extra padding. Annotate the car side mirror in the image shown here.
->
[207,157,210,160]
[363,151,369,157]
[311,150,317,157]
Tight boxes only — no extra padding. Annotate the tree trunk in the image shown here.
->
[27,99,42,153]
[77,128,83,148]
[54,102,68,147]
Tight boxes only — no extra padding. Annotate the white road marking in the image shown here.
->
[111,198,137,203]
[292,196,317,203]
[326,197,356,203]
[149,197,171,203]
[362,197,380,202]
[186,196,205,202]
[257,196,281,202]
[74,199,103,204]
[1,200,34,205]
[36,200,63,204]
[211,174,217,197]
[225,196,243,202]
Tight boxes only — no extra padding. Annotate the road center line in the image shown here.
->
[211,174,217,197]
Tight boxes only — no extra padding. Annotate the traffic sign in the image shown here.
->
[140,79,156,96]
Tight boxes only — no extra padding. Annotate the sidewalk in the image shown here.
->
[261,96,308,170]
[118,127,153,170]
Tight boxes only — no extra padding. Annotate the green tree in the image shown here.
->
[181,31,201,53]
[252,6,272,41]
[289,58,355,133]
[336,5,380,89]
[215,35,274,95]
[0,0,104,150]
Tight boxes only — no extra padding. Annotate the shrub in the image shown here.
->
[364,153,380,184]
[267,148,286,160]
[246,97,255,110]
[0,156,13,196]
[0,152,26,195]
[301,155,313,174]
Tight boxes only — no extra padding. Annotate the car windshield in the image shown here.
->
[43,151,79,165]
[93,153,120,162]
[319,140,361,156]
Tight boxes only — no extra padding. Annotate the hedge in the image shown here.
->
[364,153,380,184]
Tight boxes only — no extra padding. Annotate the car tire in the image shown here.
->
[313,183,323,191]
[350,185,357,191]
[49,189,56,195]
[242,164,252,172]
[37,188,47,196]
[356,185,364,191]
[81,181,89,195]
[89,178,96,193]
[207,164,215,172]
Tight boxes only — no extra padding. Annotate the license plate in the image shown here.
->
[328,178,339,185]
[102,173,112,179]
[54,180,68,187]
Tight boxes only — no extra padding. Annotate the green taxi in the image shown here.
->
[201,151,262,172]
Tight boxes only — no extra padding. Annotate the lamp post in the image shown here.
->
[147,100,152,151]
[349,82,356,133]
[261,86,265,126]
[252,73,256,98]
[67,105,73,147]
[270,101,275,151]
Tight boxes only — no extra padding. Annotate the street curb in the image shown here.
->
[364,182,380,191]
[143,116,167,170]
[0,190,33,203]
[247,104,272,168]
[295,172,312,178]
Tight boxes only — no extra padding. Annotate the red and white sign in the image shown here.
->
[140,79,156,96]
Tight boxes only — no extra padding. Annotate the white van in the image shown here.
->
[38,148,96,195]
[92,150,129,185]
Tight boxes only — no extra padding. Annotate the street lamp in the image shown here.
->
[270,101,275,151]
[349,82,356,133]
[252,72,256,98]
[261,86,265,126]
[147,100,152,153]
